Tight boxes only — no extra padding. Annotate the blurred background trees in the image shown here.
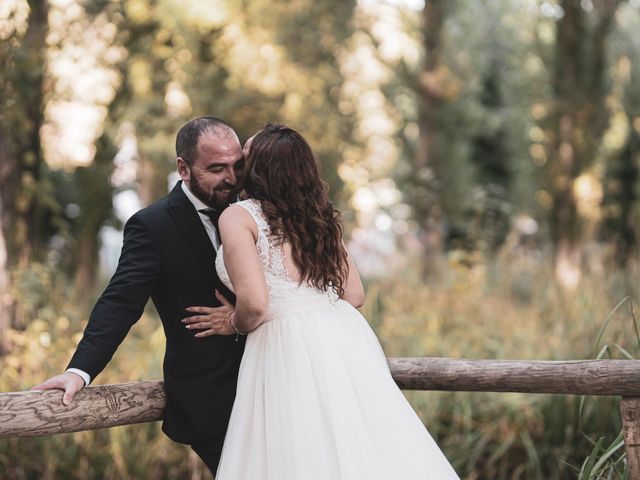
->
[2,0,640,477]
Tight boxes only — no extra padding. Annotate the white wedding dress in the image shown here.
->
[215,199,459,479]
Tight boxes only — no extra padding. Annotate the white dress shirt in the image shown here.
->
[67,181,220,386]
[180,180,221,250]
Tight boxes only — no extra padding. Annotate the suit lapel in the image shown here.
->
[168,182,217,274]
[167,181,237,303]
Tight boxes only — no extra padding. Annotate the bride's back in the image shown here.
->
[279,241,304,285]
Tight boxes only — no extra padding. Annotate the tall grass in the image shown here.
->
[0,263,209,479]
[0,253,637,478]
[358,250,637,479]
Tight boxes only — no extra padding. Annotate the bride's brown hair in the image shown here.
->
[244,124,348,296]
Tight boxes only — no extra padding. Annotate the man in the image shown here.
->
[32,116,245,475]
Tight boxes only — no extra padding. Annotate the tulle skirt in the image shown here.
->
[215,296,459,479]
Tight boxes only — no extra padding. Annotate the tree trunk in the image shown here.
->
[0,134,12,352]
[0,124,17,271]
[549,0,619,290]
[17,0,49,262]
[414,0,448,276]
[0,1,49,333]
[138,154,168,207]
[71,157,116,292]
[74,234,99,293]
[0,0,50,267]
[0,201,9,354]
[604,122,639,270]
[550,113,582,289]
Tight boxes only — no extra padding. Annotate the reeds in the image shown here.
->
[358,251,637,479]
[0,255,636,479]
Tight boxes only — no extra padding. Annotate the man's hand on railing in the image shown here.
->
[31,372,86,406]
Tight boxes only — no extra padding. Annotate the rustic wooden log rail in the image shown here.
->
[1,357,640,478]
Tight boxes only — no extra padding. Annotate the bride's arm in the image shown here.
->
[218,205,269,333]
[341,244,365,308]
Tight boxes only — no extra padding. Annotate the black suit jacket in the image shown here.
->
[68,182,245,445]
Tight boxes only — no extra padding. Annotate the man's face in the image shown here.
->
[177,132,244,209]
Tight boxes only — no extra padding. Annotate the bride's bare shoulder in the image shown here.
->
[218,203,259,240]
[219,203,253,224]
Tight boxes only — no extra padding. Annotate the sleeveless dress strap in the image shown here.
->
[234,199,289,280]
[235,199,268,233]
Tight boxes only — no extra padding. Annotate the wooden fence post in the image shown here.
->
[621,397,640,480]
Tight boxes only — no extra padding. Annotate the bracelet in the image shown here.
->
[226,312,247,342]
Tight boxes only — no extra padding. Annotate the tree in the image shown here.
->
[404,0,451,274]
[0,0,54,336]
[546,0,621,289]
[0,0,51,265]
[601,117,640,269]
[397,0,533,267]
[599,4,640,272]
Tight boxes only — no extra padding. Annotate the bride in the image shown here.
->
[213,124,459,479]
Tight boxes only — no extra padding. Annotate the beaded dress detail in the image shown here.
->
[215,199,459,480]
[216,199,338,320]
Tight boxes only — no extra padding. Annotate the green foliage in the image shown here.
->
[600,6,640,268]
[0,263,207,479]
[3,0,640,477]
[575,432,627,479]
[2,257,638,478]
[359,254,637,479]
[0,0,58,263]
[387,0,536,255]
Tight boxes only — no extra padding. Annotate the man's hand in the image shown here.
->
[31,372,86,406]
[183,290,235,338]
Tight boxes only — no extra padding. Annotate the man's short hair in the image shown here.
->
[176,116,235,166]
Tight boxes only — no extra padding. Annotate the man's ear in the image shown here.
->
[177,157,190,181]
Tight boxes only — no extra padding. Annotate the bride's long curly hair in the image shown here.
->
[243,124,348,296]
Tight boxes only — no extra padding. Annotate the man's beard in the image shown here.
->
[188,173,235,209]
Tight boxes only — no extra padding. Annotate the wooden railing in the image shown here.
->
[2,358,640,478]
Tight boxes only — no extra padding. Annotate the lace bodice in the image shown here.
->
[215,199,336,317]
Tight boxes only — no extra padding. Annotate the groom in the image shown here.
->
[32,116,245,474]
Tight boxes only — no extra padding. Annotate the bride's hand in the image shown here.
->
[182,291,235,337]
